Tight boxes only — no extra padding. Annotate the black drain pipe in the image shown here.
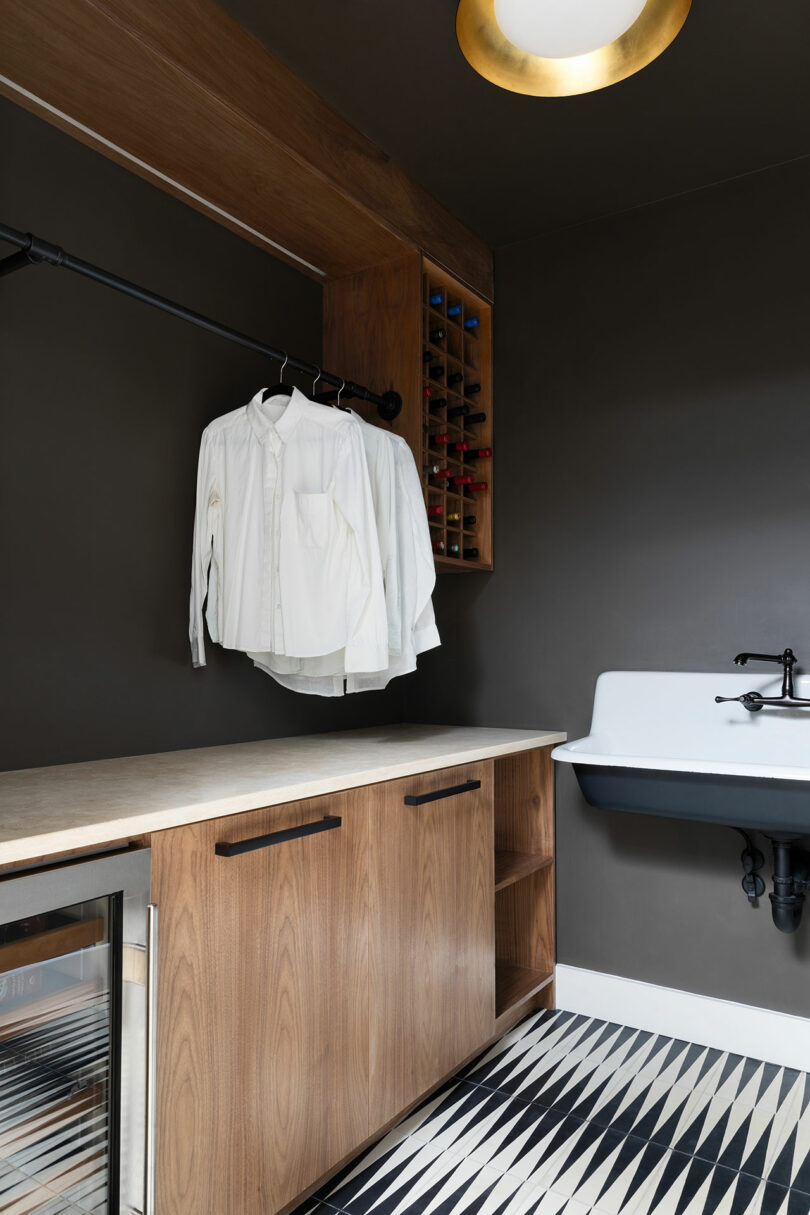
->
[766,837,809,933]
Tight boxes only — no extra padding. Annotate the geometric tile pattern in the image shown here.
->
[296,1008,810,1215]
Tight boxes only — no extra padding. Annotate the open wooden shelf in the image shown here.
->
[494,850,553,893]
[495,961,554,1019]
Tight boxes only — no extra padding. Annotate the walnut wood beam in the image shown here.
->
[0,0,493,297]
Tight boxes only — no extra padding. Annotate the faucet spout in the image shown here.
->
[717,647,808,709]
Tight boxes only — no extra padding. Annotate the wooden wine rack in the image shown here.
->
[324,251,493,573]
[422,259,493,572]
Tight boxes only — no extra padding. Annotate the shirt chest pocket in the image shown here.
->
[294,491,333,548]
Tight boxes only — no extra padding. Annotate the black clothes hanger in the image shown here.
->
[261,353,293,402]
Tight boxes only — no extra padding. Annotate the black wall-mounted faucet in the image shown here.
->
[715,647,810,711]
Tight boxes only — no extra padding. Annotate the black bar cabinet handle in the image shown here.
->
[404,779,481,806]
[215,815,342,857]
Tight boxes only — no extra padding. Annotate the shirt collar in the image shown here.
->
[247,385,307,443]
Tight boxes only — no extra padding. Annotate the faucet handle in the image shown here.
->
[715,692,764,713]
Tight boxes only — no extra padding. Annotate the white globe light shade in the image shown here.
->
[494,0,648,59]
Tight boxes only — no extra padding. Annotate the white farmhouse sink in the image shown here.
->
[552,671,810,834]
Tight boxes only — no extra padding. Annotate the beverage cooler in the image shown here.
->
[0,848,154,1215]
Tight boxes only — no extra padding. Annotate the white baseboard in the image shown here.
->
[555,964,810,1073]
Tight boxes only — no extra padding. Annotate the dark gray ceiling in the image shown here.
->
[221,1,810,248]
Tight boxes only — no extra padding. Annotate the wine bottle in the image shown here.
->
[432,538,445,554]
[429,290,443,307]
[428,365,445,380]
[452,441,470,452]
[427,504,444,517]
[428,397,447,412]
[464,411,487,425]
[446,512,461,523]
[463,447,492,461]
[422,350,433,363]
[464,382,481,397]
[450,474,473,486]
[423,462,441,476]
[447,303,462,318]
[430,468,454,481]
[464,548,480,560]
[465,481,488,492]
[429,433,450,446]
[447,403,469,419]
[464,316,480,330]
[423,385,434,398]
[429,327,447,343]
[446,370,463,386]
[463,514,477,527]
[448,543,460,555]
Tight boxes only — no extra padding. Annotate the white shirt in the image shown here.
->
[250,423,439,696]
[190,387,388,673]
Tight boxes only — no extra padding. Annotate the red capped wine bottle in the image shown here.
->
[430,468,454,481]
[463,447,492,461]
[432,538,445,553]
[427,504,444,517]
[464,481,488,493]
[450,474,473,486]
[429,433,450,446]
[423,385,434,398]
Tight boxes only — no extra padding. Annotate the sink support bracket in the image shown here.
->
[732,829,765,906]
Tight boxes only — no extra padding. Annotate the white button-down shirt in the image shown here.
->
[190,387,388,673]
[249,421,439,696]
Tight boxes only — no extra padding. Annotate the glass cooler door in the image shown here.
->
[0,896,120,1215]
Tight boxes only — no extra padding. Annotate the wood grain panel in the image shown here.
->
[0,0,493,296]
[151,789,370,1215]
[368,762,495,1128]
[495,864,555,974]
[0,0,401,280]
[494,747,555,857]
[323,253,423,455]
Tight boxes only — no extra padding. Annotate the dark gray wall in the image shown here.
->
[409,157,810,1016]
[0,100,404,772]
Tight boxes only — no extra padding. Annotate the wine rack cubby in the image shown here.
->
[323,251,493,573]
[421,258,493,572]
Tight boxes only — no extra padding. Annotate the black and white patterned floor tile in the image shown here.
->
[295,1009,810,1215]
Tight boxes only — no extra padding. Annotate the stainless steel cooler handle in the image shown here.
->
[145,903,159,1215]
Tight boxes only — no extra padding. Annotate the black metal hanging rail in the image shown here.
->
[0,220,402,422]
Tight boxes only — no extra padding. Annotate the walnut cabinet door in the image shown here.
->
[368,762,495,1128]
[151,788,371,1215]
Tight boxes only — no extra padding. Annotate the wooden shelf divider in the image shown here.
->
[495,961,554,1019]
[494,850,553,893]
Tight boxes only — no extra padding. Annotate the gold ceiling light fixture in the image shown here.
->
[456,0,692,97]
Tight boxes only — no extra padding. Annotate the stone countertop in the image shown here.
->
[0,724,565,867]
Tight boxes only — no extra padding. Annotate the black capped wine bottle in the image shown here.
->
[464,548,480,560]
[447,403,470,419]
[428,365,445,380]
[463,382,481,397]
[446,370,463,386]
[422,350,433,363]
[428,398,447,413]
[464,411,487,425]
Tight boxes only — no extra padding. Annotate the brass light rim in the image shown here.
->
[456,0,692,97]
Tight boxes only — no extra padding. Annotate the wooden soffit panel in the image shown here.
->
[0,0,493,297]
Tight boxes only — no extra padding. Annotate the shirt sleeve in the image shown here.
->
[333,424,389,673]
[189,427,220,668]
